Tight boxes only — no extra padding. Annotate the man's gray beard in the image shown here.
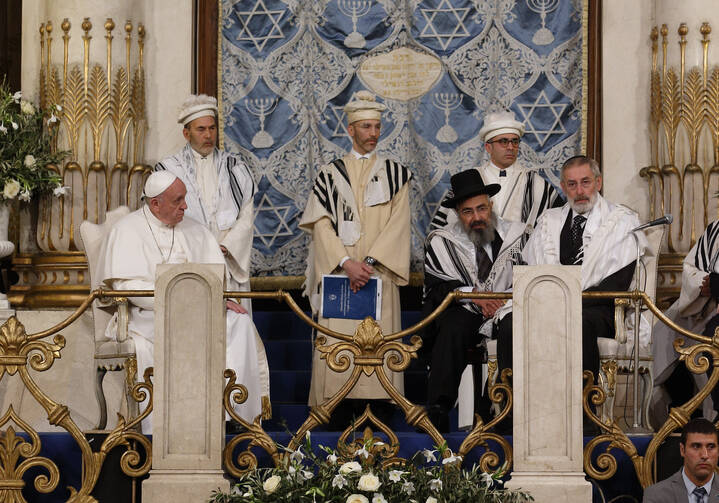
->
[568,191,598,214]
[466,213,497,247]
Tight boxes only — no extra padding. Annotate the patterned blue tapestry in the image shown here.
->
[219,0,586,276]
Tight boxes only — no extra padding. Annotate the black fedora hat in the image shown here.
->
[441,169,500,208]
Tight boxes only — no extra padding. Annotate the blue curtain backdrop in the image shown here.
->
[219,0,586,276]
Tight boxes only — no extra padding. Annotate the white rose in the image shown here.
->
[372,494,388,503]
[426,498,438,503]
[24,155,36,168]
[357,473,381,492]
[339,461,362,475]
[346,495,369,503]
[263,474,281,494]
[20,100,35,115]
[3,180,20,199]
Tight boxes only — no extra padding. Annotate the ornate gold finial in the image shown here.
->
[61,18,70,33]
[650,26,658,42]
[678,23,688,38]
[104,17,115,33]
[701,22,711,39]
[138,23,145,39]
[125,20,132,34]
[661,24,668,38]
[46,20,53,35]
[82,17,92,34]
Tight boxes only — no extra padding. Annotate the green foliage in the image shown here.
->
[209,435,532,503]
[0,82,68,201]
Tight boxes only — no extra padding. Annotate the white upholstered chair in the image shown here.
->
[79,205,136,430]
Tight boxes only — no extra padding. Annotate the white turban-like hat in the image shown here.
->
[478,111,525,142]
[177,94,218,126]
[143,171,178,199]
[344,90,386,124]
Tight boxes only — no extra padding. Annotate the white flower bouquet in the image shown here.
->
[0,82,68,201]
[209,435,533,503]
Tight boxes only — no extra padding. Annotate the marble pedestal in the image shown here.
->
[142,264,229,501]
[505,266,592,502]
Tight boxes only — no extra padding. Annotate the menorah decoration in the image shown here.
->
[9,17,149,308]
[432,92,461,143]
[338,0,371,49]
[527,0,558,46]
[246,97,277,149]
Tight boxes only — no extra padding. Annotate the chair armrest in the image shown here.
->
[614,298,630,344]
[116,298,129,343]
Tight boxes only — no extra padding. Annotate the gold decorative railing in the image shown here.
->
[2,287,717,500]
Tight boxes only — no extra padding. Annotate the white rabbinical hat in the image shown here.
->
[344,90,386,124]
[177,94,218,125]
[478,111,525,142]
[143,171,178,199]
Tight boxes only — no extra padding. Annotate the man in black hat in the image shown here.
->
[421,169,530,432]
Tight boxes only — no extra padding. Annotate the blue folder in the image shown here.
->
[321,274,382,320]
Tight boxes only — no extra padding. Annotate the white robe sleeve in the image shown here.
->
[219,200,254,285]
[113,278,155,310]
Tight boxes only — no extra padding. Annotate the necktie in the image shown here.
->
[569,214,586,264]
[476,245,492,282]
[693,487,707,503]
[499,170,507,177]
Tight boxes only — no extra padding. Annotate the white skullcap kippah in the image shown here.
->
[177,94,218,125]
[344,90,386,124]
[478,111,525,142]
[143,171,178,199]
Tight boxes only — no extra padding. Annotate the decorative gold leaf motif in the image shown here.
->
[706,67,719,164]
[62,65,86,159]
[681,68,704,164]
[110,66,132,163]
[661,68,681,165]
[87,64,111,161]
[336,405,401,467]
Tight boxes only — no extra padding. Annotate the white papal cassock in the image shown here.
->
[94,206,270,431]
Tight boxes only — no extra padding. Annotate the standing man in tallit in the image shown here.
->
[155,94,255,312]
[300,91,412,407]
[432,111,561,229]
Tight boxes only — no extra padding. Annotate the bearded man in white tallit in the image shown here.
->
[421,169,529,431]
[300,91,412,406]
[515,156,647,383]
[155,94,255,312]
[432,111,562,230]
[94,172,269,431]
[652,221,719,421]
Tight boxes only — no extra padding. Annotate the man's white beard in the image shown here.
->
[465,213,497,247]
[568,191,598,214]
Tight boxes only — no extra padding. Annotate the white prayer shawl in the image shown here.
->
[424,216,528,319]
[155,144,255,288]
[652,221,719,418]
[94,208,270,430]
[299,155,412,311]
[432,162,559,230]
[523,194,647,291]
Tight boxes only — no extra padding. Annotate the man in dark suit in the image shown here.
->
[643,418,719,502]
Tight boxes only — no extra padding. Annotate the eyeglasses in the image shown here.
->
[487,138,520,147]
[564,178,596,190]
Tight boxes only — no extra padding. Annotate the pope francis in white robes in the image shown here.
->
[94,171,269,431]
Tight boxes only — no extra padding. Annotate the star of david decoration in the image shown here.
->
[233,0,286,52]
[253,193,296,249]
[419,0,472,51]
[327,105,349,137]
[518,91,567,147]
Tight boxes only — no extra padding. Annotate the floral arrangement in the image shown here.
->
[209,435,532,503]
[0,82,68,202]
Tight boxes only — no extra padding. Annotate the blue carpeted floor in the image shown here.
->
[19,309,653,502]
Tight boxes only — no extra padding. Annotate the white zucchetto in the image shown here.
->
[177,94,218,126]
[143,171,178,199]
[478,111,525,142]
[344,90,386,124]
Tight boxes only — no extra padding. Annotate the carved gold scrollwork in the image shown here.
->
[222,369,280,477]
[458,368,514,476]
[336,405,402,468]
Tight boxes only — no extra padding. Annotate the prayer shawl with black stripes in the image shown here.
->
[155,144,255,286]
[653,220,719,417]
[423,216,529,319]
[431,163,560,230]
